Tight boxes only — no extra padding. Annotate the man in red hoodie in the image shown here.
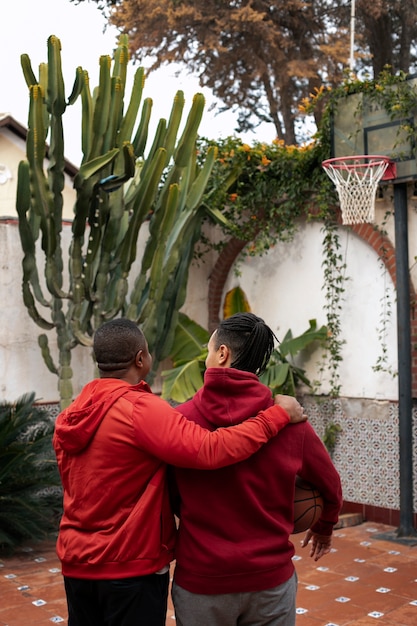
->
[172,312,343,626]
[53,318,306,626]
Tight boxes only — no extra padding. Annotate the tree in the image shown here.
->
[355,1,417,76]
[72,0,350,144]
[72,1,417,144]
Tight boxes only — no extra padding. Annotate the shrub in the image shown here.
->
[0,393,62,554]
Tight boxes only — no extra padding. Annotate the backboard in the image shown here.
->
[331,76,417,182]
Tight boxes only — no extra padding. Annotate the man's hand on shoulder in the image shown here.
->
[274,394,308,423]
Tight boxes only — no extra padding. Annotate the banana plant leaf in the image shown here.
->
[161,361,206,403]
[279,319,328,357]
[223,286,251,319]
[160,313,209,401]
[168,312,210,365]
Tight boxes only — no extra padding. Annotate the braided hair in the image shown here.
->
[214,312,277,376]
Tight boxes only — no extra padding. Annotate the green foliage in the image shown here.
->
[319,221,348,398]
[260,320,329,396]
[161,314,327,403]
[323,421,343,459]
[223,286,251,318]
[0,393,62,554]
[161,313,209,403]
[199,135,334,257]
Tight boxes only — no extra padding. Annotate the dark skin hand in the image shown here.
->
[301,529,333,561]
[274,394,308,423]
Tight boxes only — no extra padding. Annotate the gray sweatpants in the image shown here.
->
[172,571,297,626]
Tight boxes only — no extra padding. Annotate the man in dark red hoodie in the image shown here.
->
[172,313,343,626]
[53,318,306,626]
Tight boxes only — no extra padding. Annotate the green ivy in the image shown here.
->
[319,220,348,398]
[199,134,335,256]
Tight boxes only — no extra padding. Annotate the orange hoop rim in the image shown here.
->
[322,155,397,180]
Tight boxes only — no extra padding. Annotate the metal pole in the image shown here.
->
[393,182,417,537]
[349,0,356,73]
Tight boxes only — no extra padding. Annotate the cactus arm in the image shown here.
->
[21,53,38,87]
[164,90,185,162]
[111,34,129,100]
[90,55,112,158]
[147,212,204,372]
[16,160,55,330]
[107,39,129,149]
[140,118,167,180]
[146,183,180,297]
[67,66,85,105]
[119,67,145,146]
[101,275,129,321]
[47,35,66,116]
[118,147,168,272]
[186,145,217,209]
[81,70,93,158]
[26,84,59,267]
[19,209,47,306]
[38,334,59,374]
[174,93,205,167]
[132,97,153,157]
[103,77,124,154]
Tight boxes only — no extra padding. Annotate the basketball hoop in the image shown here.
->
[322,155,396,225]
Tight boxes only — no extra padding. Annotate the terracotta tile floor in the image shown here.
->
[1,522,417,625]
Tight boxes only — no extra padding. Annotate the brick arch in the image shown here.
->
[207,222,417,397]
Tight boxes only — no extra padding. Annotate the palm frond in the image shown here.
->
[0,393,62,554]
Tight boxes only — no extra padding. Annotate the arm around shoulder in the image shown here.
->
[132,395,291,470]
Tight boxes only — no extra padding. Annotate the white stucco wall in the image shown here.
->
[222,220,399,401]
[0,210,411,404]
[0,222,94,402]
[0,127,76,220]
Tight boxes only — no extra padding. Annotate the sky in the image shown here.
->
[1,0,277,164]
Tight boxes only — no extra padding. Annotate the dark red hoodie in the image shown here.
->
[174,368,343,594]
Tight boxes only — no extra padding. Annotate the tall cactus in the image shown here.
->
[16,34,218,408]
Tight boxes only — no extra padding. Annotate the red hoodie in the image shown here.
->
[173,368,343,594]
[52,377,290,580]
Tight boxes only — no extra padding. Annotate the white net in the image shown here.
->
[322,157,391,225]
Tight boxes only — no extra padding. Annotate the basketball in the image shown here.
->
[292,476,323,534]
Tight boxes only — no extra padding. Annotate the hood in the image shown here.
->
[192,367,273,428]
[53,378,151,454]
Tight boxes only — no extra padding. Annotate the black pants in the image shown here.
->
[64,572,169,626]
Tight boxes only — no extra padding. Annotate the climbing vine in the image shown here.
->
[319,220,348,398]
[198,133,335,255]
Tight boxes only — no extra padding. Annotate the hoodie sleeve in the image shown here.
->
[298,423,343,535]
[132,395,290,469]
